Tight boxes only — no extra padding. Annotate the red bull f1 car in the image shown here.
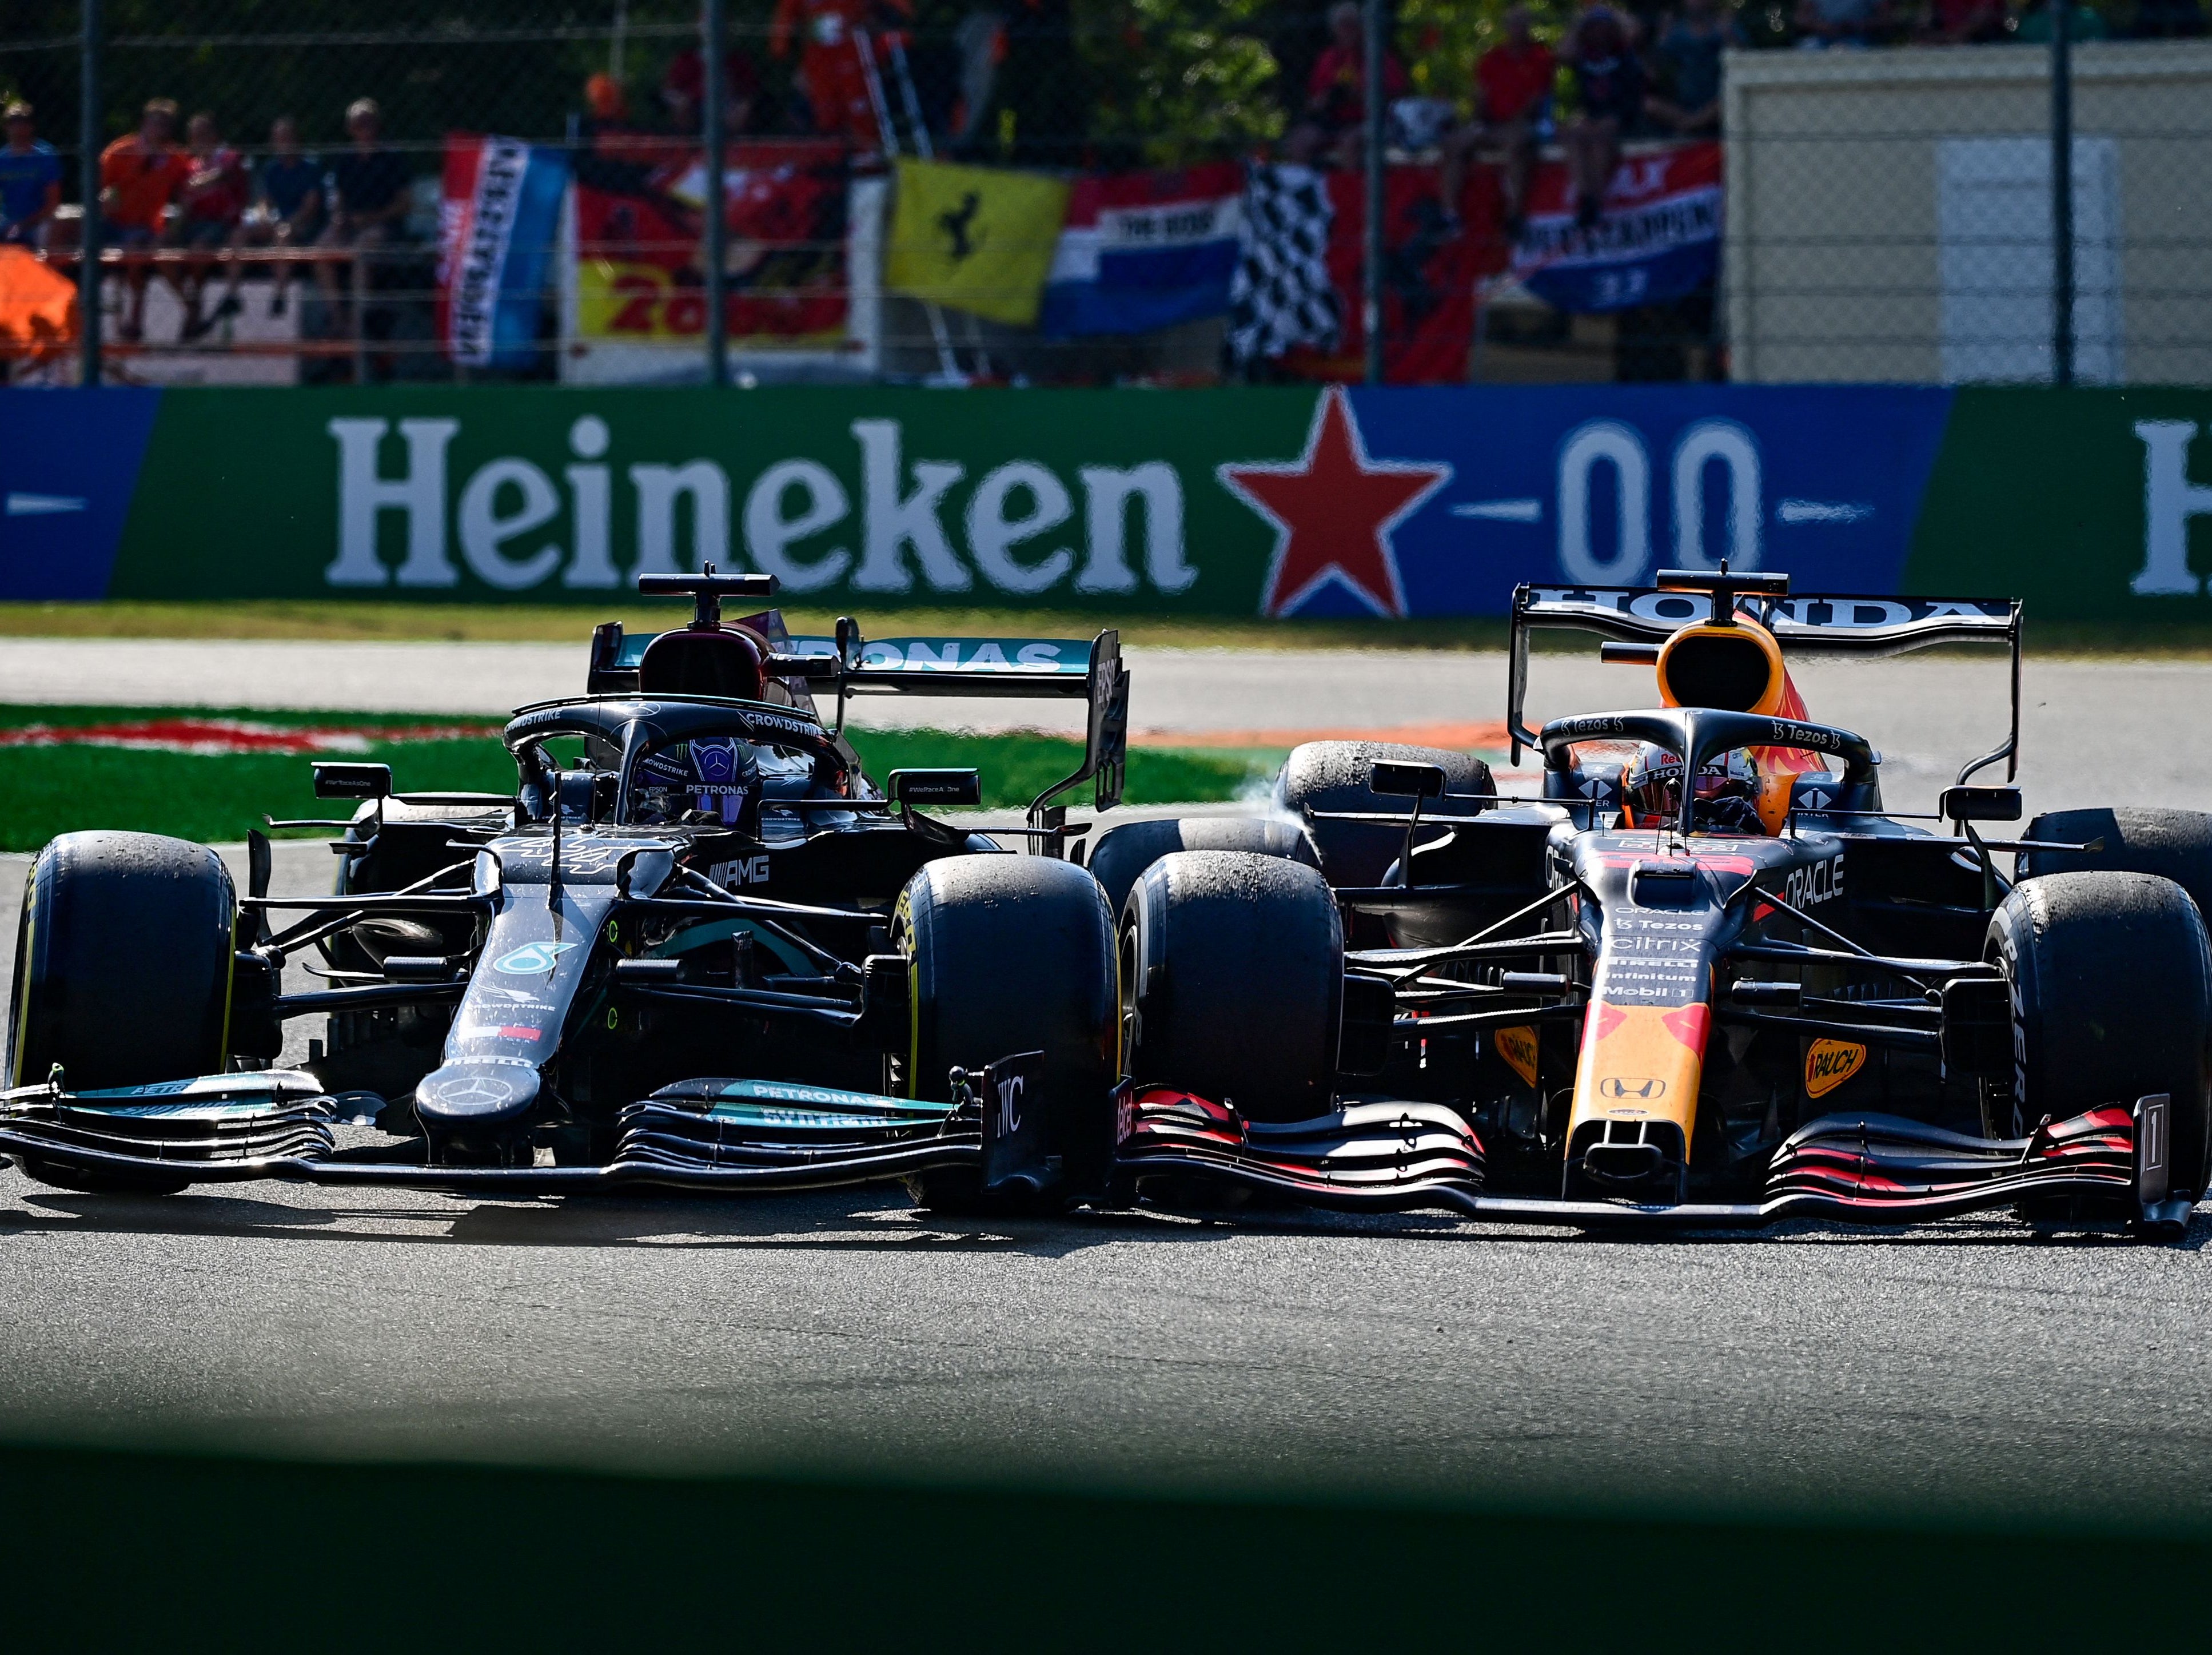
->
[3,571,1133,1209]
[1092,568,2207,1239]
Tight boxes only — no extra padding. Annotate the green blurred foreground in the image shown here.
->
[1,1438,2201,1652]
[0,708,1254,852]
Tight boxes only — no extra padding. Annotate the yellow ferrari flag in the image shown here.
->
[884,159,1070,328]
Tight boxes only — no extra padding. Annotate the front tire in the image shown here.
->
[1989,870,2212,1201]
[1121,850,1344,1123]
[7,832,238,1195]
[895,855,1117,1212]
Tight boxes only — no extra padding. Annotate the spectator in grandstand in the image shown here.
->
[316,98,414,316]
[99,98,190,343]
[172,112,248,342]
[0,102,62,248]
[664,27,760,138]
[2013,0,2109,35]
[1564,7,1644,228]
[1793,0,1891,46]
[1646,0,1741,136]
[1298,1,1410,168]
[1918,0,2010,41]
[1439,6,1555,236]
[209,114,322,326]
[770,0,919,149]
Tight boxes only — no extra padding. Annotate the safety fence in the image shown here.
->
[0,2,2206,387]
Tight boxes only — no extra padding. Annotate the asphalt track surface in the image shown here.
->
[5,645,2212,1531]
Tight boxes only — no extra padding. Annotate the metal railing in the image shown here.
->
[3,1,2205,388]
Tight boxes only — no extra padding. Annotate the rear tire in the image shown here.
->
[2021,806,2212,924]
[1988,870,2212,1200]
[895,855,1117,1213]
[1121,850,1342,1122]
[1087,814,1317,921]
[7,832,238,1196]
[1274,740,1492,889]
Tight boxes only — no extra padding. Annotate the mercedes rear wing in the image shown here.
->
[1507,571,2022,785]
[588,569,1130,837]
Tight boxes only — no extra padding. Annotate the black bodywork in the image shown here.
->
[1117,571,2193,1237]
[2,574,1131,1199]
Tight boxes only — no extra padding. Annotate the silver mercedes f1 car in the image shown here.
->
[3,570,1130,1208]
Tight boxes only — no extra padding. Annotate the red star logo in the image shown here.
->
[1218,387,1451,618]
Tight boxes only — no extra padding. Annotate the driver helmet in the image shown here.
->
[632,737,764,832]
[1620,745,1769,836]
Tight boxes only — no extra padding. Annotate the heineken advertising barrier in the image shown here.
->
[3,384,2211,618]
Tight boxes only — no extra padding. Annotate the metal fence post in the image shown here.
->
[1362,0,1385,385]
[78,0,101,387]
[703,0,730,387]
[2051,0,2074,387]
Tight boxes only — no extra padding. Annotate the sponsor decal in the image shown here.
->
[714,1079,918,1111]
[320,412,1195,601]
[423,1073,517,1108]
[1781,854,1845,909]
[1218,386,1451,618]
[1495,1025,1540,1088]
[692,739,741,783]
[820,637,1083,672]
[1600,1075,1668,1100]
[461,1024,545,1042]
[711,854,772,888]
[1804,1039,1867,1099]
[994,1072,1025,1138]
[492,940,580,974]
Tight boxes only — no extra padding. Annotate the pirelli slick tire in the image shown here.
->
[894,854,1118,1214]
[1086,815,1318,922]
[1988,870,2212,1202]
[1121,850,1343,1123]
[6,832,238,1195]
[1274,740,1493,890]
[2020,806,2212,928]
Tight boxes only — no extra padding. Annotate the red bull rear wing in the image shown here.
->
[1508,572,2022,784]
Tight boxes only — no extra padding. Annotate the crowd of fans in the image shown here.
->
[1,0,2198,362]
[0,90,416,347]
[1277,0,2197,224]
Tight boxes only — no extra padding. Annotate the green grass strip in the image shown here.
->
[0,718,1257,852]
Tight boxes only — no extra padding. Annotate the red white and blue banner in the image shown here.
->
[1508,142,1721,315]
[437,134,571,370]
[1040,162,1243,338]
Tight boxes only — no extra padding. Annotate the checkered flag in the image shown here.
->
[1228,164,1340,364]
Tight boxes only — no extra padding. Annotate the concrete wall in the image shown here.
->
[1724,41,2212,384]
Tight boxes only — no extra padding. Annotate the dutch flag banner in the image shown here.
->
[1038,162,1245,339]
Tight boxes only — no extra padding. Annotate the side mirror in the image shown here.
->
[1939,784,2023,824]
[1370,761,1446,800]
[889,769,982,809]
[314,762,392,801]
